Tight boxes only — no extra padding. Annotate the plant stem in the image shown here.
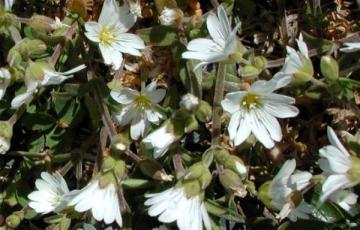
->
[211,63,226,146]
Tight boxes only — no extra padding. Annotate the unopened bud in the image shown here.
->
[159,7,183,27]
[30,15,56,32]
[7,48,22,66]
[320,55,339,82]
[226,156,247,179]
[0,11,17,28]
[253,56,267,70]
[184,162,212,189]
[240,65,261,79]
[139,159,173,181]
[19,38,47,59]
[5,211,24,229]
[219,169,247,197]
[180,93,199,111]
[110,133,130,154]
[0,121,12,154]
[195,100,212,123]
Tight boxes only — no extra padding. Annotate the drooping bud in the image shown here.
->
[219,169,247,197]
[195,100,212,123]
[320,55,339,82]
[139,159,173,181]
[18,38,47,59]
[29,15,56,32]
[0,121,13,154]
[159,7,183,27]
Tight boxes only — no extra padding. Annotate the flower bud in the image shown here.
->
[0,10,17,28]
[219,169,247,197]
[224,155,248,179]
[0,121,12,154]
[195,100,212,123]
[253,56,267,70]
[159,7,183,27]
[179,93,199,111]
[18,38,47,59]
[184,162,212,189]
[110,133,131,154]
[5,211,24,229]
[139,159,173,181]
[30,15,56,32]
[320,55,339,82]
[240,65,261,79]
[7,48,22,66]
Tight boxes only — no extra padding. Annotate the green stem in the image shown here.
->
[211,63,226,146]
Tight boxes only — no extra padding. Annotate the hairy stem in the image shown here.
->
[211,63,226,146]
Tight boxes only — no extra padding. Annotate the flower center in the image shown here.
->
[99,27,116,46]
[134,95,151,110]
[241,93,262,110]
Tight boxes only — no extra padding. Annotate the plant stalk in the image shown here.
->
[211,63,226,146]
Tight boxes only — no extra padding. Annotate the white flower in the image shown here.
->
[110,81,166,140]
[28,172,75,214]
[180,93,199,111]
[51,17,70,30]
[68,180,123,226]
[269,159,313,221]
[85,0,145,70]
[318,127,359,205]
[329,190,358,215]
[11,64,86,109]
[340,42,360,53]
[143,125,176,158]
[145,187,211,230]
[221,73,299,148]
[281,34,313,83]
[4,0,15,11]
[182,5,240,70]
[159,7,183,26]
[0,67,11,100]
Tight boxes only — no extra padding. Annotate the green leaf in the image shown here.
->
[311,186,346,223]
[44,214,64,224]
[137,26,178,46]
[53,92,82,126]
[205,199,245,223]
[21,112,56,131]
[278,220,333,230]
[121,178,152,189]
